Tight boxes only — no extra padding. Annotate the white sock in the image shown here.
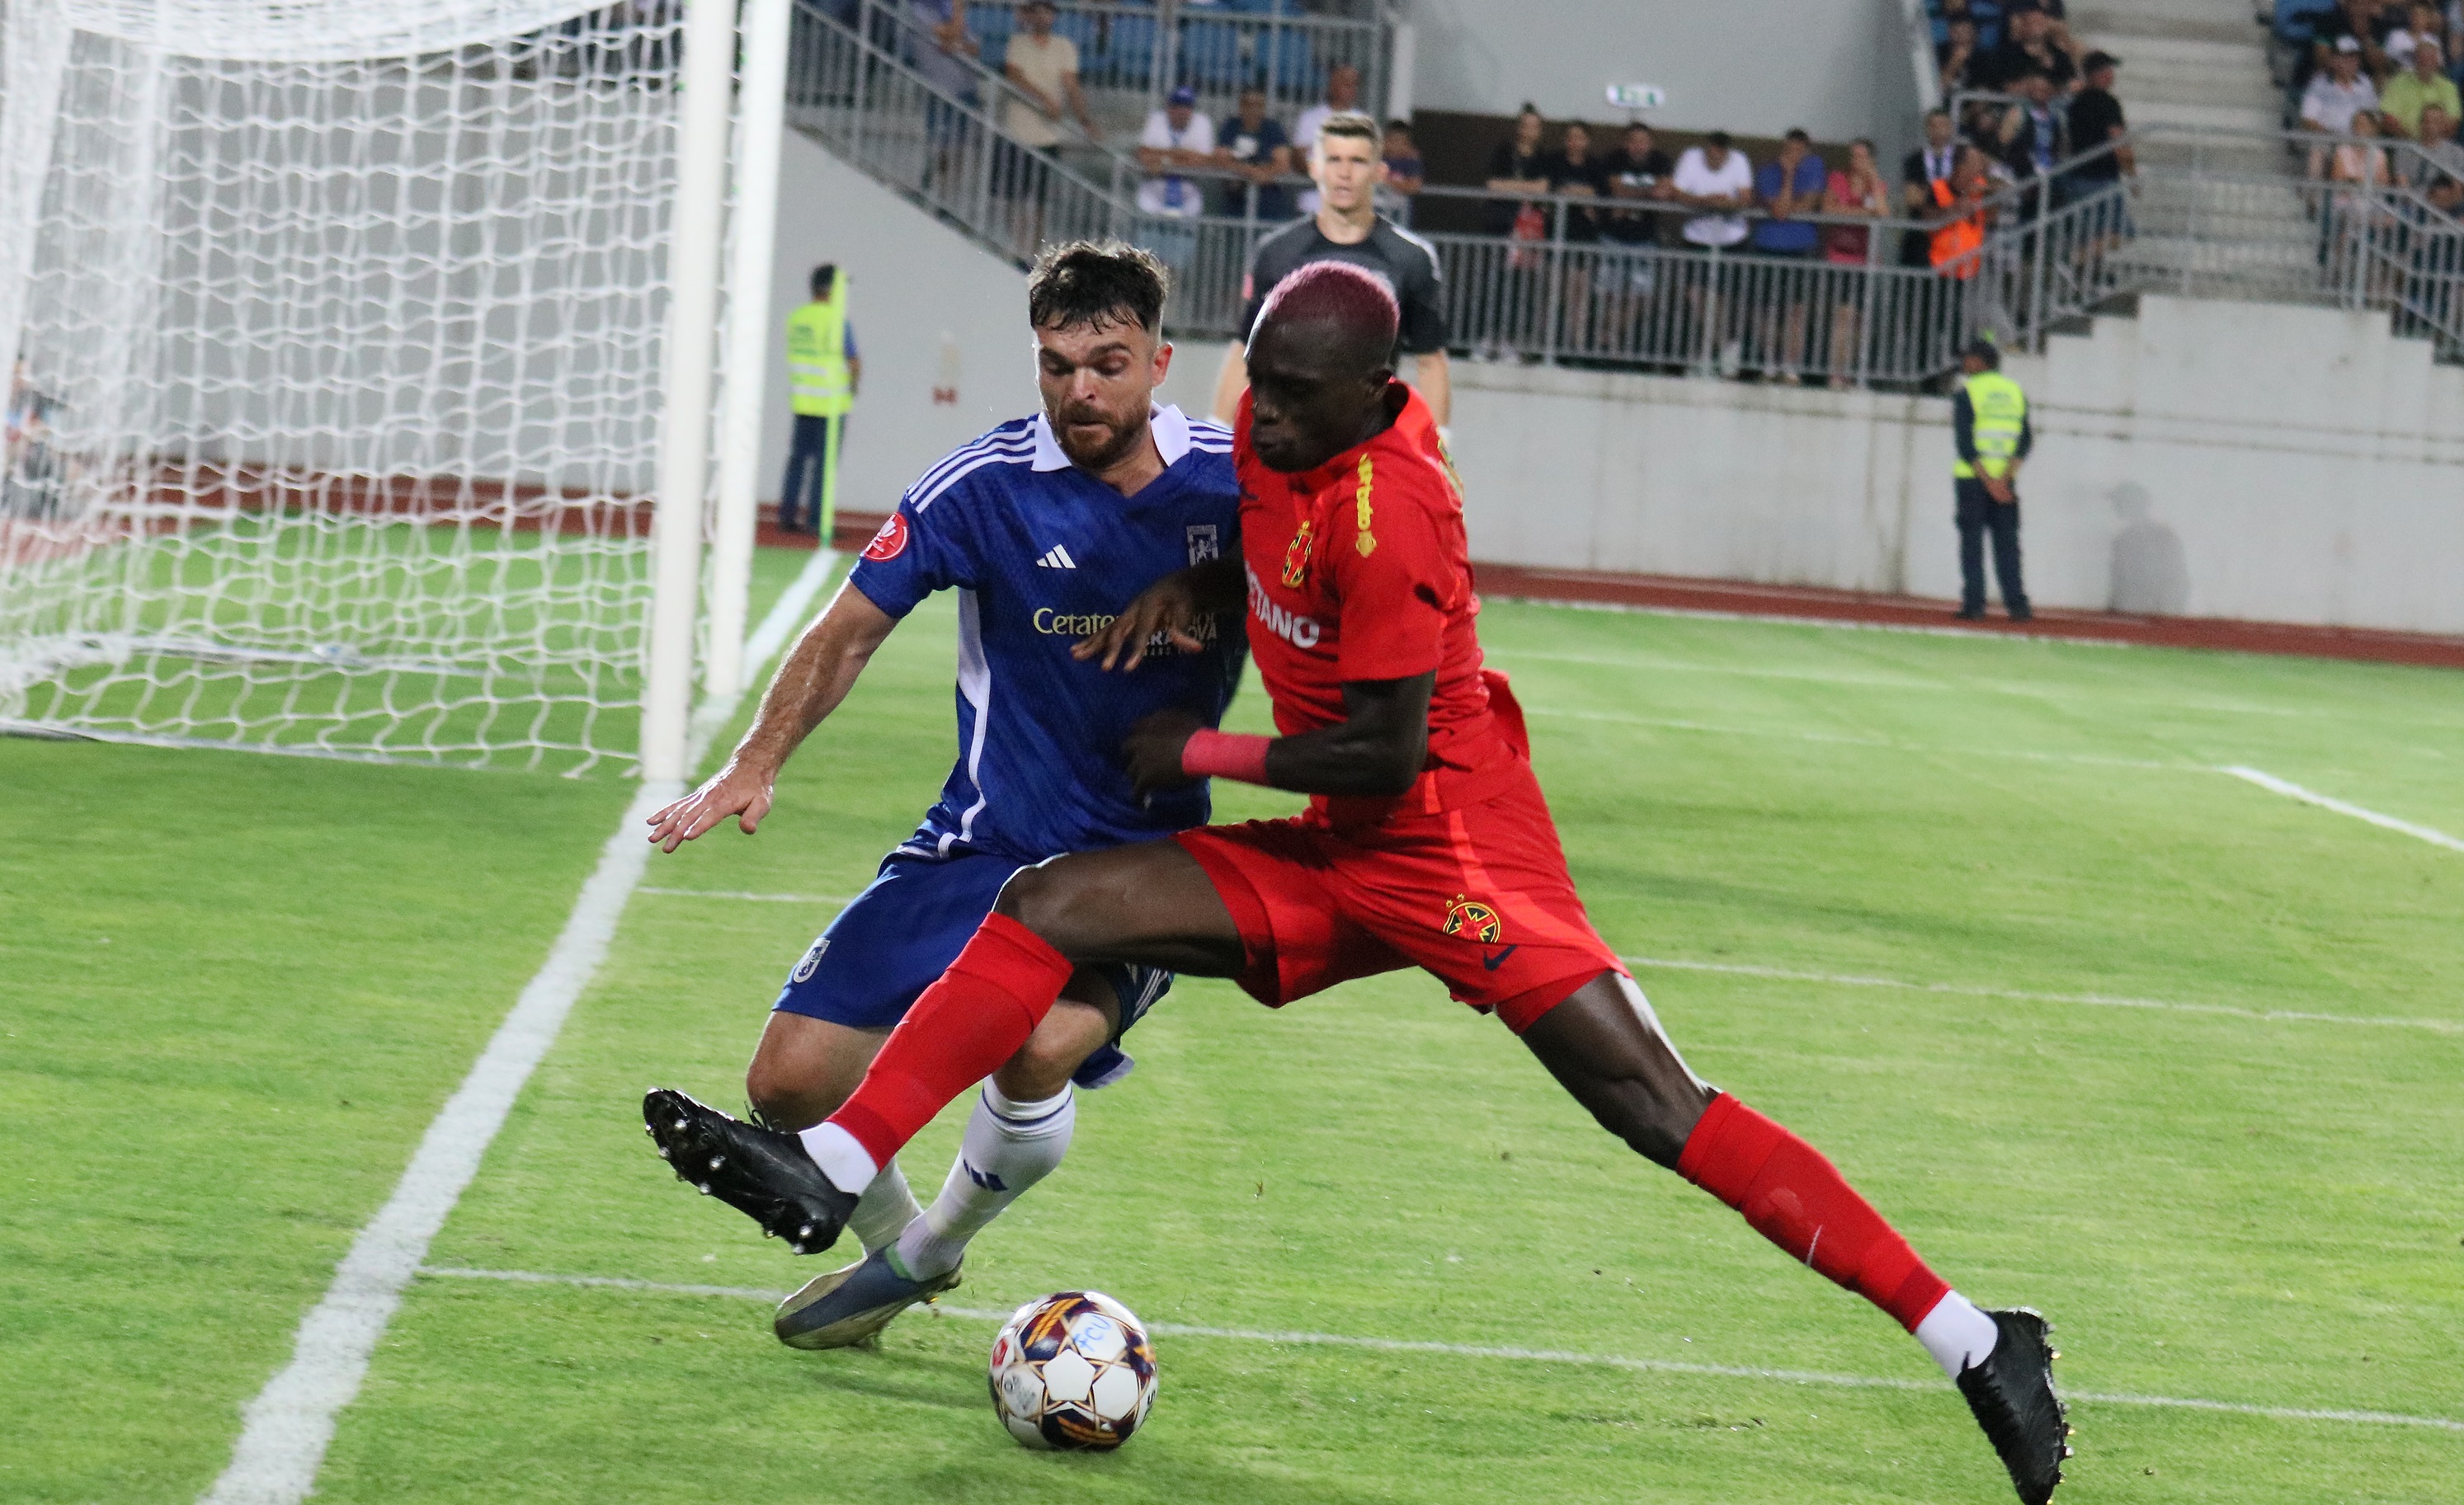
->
[894,1081,1075,1279]
[797,1121,879,1196]
[1915,1291,2002,1379]
[842,1157,922,1254]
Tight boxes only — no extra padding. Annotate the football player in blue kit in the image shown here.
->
[644,242,1243,1348]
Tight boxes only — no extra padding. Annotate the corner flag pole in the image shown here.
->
[706,0,793,701]
[643,0,741,783]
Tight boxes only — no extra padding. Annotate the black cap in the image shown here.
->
[1963,336,2002,366]
[2081,49,2119,72]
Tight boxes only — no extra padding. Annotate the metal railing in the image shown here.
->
[780,9,2464,381]
[959,0,1391,125]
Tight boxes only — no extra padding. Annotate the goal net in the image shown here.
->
[0,0,691,774]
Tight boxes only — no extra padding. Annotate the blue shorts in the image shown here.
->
[773,850,1171,1089]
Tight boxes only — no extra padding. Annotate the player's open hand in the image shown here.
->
[1075,571,1206,672]
[1122,708,1204,798]
[645,759,777,852]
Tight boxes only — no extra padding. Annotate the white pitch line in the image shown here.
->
[415,1266,2464,1434]
[1619,955,2463,1035]
[2221,766,2464,855]
[636,887,855,905]
[201,550,840,1505]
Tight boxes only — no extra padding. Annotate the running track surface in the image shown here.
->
[791,511,2464,673]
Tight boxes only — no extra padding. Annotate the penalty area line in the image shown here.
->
[414,1267,2464,1434]
[2220,766,2464,855]
[200,550,840,1505]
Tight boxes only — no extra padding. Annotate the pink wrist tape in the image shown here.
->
[1180,728,1272,785]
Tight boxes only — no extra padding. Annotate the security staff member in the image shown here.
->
[782,263,859,536]
[1952,338,2033,622]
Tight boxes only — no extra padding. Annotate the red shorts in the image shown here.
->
[1173,768,1625,1033]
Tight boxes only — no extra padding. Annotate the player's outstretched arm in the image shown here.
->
[1123,671,1433,799]
[1072,555,1244,671]
[645,581,897,851]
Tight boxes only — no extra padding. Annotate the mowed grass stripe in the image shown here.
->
[415,1266,2464,1434]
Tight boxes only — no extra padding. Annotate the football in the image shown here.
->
[987,1291,1158,1451]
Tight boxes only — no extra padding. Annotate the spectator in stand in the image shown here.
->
[1481,105,1552,355]
[2310,0,2398,84]
[1136,86,1215,273]
[1215,87,1293,222]
[1483,103,1551,229]
[1003,1,1097,148]
[906,0,979,188]
[2407,101,2464,185]
[1939,15,1987,98]
[2304,37,2382,173]
[2382,36,2461,135]
[1750,128,1827,381]
[2327,109,2400,292]
[1903,107,1963,266]
[1821,138,1889,388]
[997,0,1098,252]
[1292,63,1364,215]
[1997,66,2071,200]
[1597,122,1675,349]
[2386,2,2446,67]
[2065,51,2137,244]
[1674,130,1755,375]
[1980,4,2077,93]
[1376,118,1425,218]
[1544,121,1609,347]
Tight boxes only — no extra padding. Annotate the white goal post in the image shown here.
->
[0,0,780,778]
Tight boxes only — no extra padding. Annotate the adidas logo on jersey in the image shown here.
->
[1035,544,1078,570]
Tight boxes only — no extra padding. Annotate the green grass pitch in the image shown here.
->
[5,548,2461,1503]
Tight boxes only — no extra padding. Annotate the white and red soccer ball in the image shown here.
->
[987,1291,1157,1451]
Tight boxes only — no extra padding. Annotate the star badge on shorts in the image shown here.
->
[1441,893,1503,944]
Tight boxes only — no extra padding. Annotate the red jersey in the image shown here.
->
[1234,384,1524,825]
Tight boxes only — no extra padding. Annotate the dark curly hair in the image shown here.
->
[1026,240,1170,333]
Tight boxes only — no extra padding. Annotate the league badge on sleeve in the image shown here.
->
[1185,524,1219,566]
[863,512,911,562]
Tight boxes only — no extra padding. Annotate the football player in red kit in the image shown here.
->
[648,261,2070,1503]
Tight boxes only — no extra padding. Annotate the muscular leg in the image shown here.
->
[1518,970,1713,1168]
[1522,970,2000,1380]
[803,841,1242,1192]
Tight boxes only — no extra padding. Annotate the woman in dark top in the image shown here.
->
[1483,103,1549,234]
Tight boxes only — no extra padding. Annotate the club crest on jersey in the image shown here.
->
[791,937,829,983]
[1185,523,1220,565]
[862,512,909,562]
[1440,894,1503,944]
[1281,518,1315,588]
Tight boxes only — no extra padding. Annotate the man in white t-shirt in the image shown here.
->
[1138,87,1217,216]
[2302,38,2382,137]
[1670,131,1756,374]
[1138,87,1216,273]
[1290,63,1363,215]
[1673,130,1755,247]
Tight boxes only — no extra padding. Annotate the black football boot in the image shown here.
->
[1956,1306,2072,1504]
[642,1088,856,1254]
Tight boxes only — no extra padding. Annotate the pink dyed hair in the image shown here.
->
[1250,260,1400,355]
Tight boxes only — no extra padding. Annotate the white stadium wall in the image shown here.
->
[1405,0,1924,153]
[1449,295,2464,636]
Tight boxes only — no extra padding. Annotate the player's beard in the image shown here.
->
[1053,403,1151,474]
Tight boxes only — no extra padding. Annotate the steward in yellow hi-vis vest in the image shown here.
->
[1951,338,2032,623]
[781,263,859,536]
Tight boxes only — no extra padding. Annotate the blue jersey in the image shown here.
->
[848,404,1245,864]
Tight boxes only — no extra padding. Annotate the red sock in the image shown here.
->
[1676,1093,1950,1332]
[825,914,1075,1168]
